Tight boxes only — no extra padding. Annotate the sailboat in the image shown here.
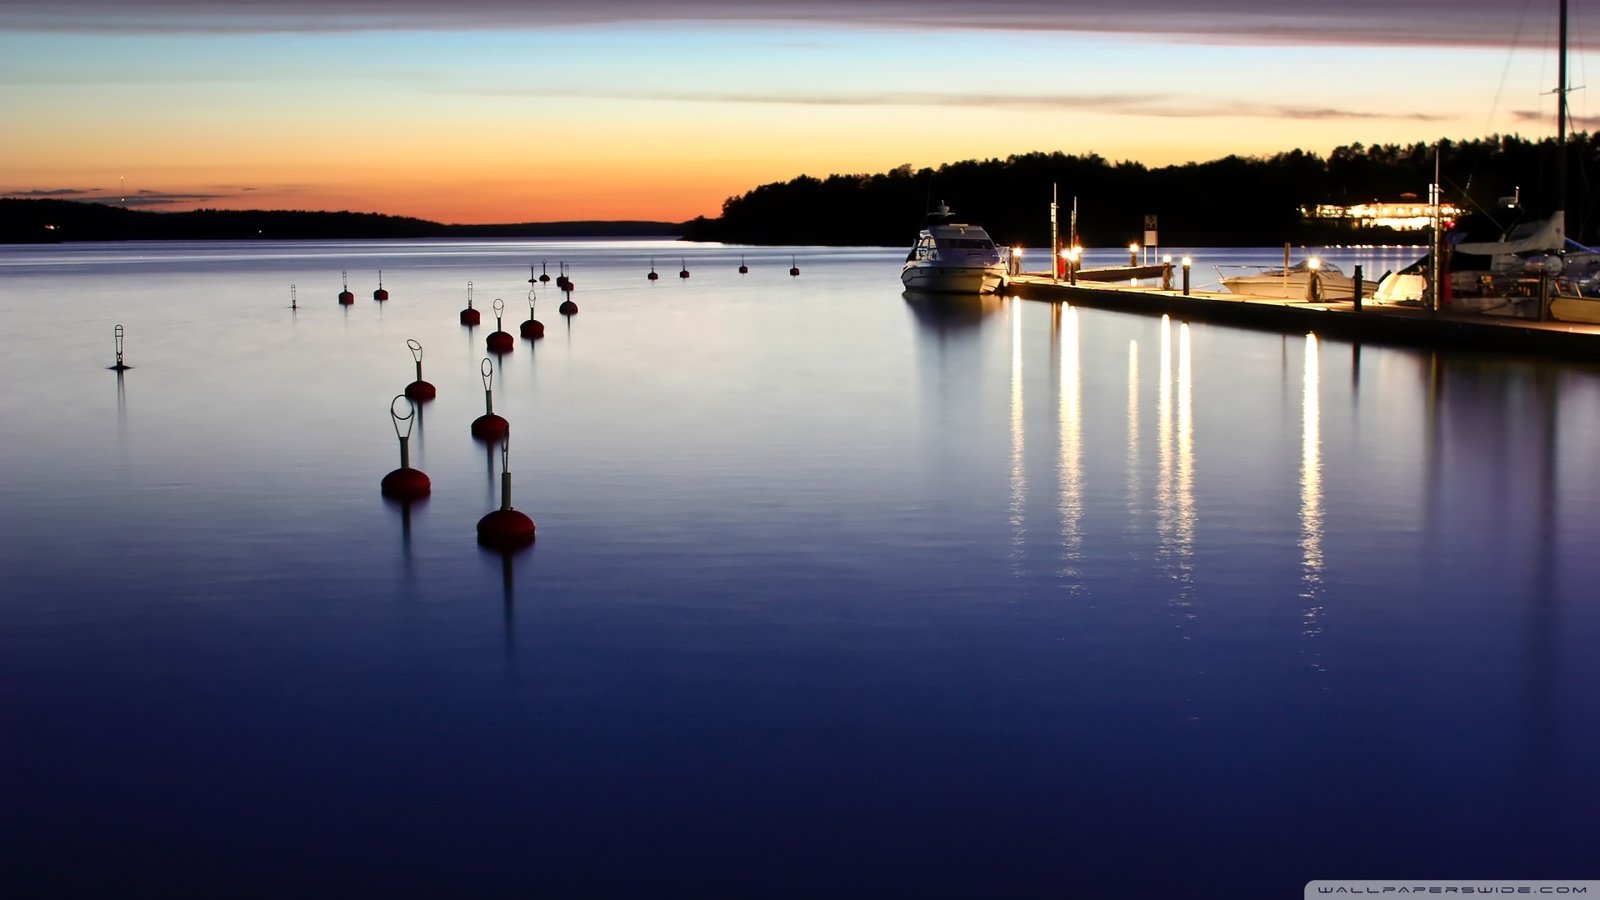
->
[1379,0,1598,321]
[1527,0,1600,323]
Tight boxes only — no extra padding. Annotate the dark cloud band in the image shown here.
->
[1,0,1584,50]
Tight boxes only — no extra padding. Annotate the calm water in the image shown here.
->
[2,239,1597,897]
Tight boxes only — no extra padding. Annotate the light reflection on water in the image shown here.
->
[1302,334,1325,648]
[1,239,1598,895]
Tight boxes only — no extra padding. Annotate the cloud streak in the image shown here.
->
[2,187,233,207]
[464,86,1450,123]
[1,0,1587,50]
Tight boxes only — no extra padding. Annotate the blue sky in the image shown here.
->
[1,1,1591,221]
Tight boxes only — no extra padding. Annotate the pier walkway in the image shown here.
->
[1006,274,1600,361]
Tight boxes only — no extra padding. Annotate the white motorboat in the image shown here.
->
[1218,259,1377,301]
[901,204,1006,294]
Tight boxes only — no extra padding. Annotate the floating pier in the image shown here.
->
[1007,274,1600,360]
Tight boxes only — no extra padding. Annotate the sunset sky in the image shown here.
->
[2,0,1592,223]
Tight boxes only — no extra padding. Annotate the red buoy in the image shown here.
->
[738,254,749,275]
[789,256,800,277]
[338,270,354,305]
[460,281,480,325]
[559,299,578,316]
[538,261,551,285]
[520,291,544,338]
[404,338,436,401]
[382,466,431,500]
[477,439,535,549]
[487,298,514,353]
[679,258,690,280]
[471,358,509,442]
[381,395,431,500]
[478,507,535,548]
[373,269,389,301]
[472,413,508,441]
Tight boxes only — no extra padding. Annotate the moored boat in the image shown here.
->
[901,204,1007,295]
[1218,258,1376,301]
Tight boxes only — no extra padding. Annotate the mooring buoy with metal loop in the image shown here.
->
[380,394,431,500]
[109,324,131,371]
[487,298,514,354]
[404,339,436,401]
[477,436,535,549]
[460,281,481,326]
[521,289,545,339]
[471,357,509,442]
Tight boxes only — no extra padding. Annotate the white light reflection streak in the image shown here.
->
[1157,317,1197,623]
[1300,333,1325,648]
[1126,340,1140,531]
[1176,322,1195,560]
[1058,306,1082,584]
[1157,316,1173,545]
[1010,301,1026,565]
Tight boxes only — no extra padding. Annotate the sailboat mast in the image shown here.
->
[1556,0,1568,231]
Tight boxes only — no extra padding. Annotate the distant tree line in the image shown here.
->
[8,134,1594,248]
[0,199,682,244]
[681,134,1600,248]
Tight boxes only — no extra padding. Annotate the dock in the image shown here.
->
[1006,274,1600,361]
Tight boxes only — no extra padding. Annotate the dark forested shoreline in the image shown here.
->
[683,134,1599,248]
[7,135,1595,248]
[0,199,683,244]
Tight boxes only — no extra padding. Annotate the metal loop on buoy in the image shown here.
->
[390,394,415,440]
[114,324,125,359]
[494,297,505,316]
[408,339,424,363]
[480,357,494,390]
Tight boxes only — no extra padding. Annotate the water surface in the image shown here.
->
[2,239,1596,897]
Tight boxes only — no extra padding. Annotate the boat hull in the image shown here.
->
[900,264,1005,295]
[1221,272,1373,301]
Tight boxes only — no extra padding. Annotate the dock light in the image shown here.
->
[1129,243,1140,266]
[1307,257,1322,271]
[1181,257,1192,296]
[1066,246,1082,285]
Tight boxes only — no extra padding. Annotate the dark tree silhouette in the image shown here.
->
[683,134,1598,247]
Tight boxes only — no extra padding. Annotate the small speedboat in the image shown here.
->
[900,204,1006,294]
[1218,259,1376,301]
